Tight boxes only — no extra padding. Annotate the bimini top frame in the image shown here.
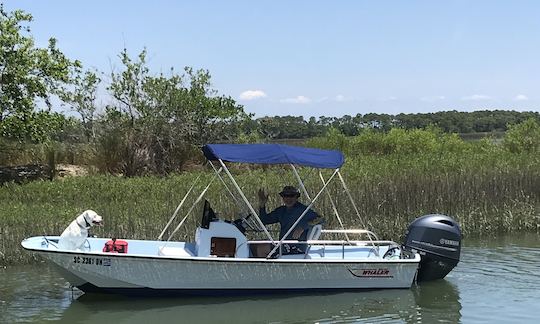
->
[160,143,377,257]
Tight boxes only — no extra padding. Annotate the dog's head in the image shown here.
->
[81,210,103,227]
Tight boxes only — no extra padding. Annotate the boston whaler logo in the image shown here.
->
[347,268,393,278]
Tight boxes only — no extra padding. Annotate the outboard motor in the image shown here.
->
[403,214,461,282]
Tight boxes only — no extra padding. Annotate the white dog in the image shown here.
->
[58,210,103,251]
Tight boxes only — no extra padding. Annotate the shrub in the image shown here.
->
[306,127,349,153]
[503,118,540,153]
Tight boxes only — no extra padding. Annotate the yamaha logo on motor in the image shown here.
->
[439,238,459,246]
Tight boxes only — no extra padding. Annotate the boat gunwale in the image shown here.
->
[21,237,421,265]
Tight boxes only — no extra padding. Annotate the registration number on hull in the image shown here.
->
[73,256,111,266]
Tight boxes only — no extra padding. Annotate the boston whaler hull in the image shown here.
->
[22,236,420,296]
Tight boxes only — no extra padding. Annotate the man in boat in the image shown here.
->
[256,185,324,256]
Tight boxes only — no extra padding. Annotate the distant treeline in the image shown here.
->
[244,110,540,139]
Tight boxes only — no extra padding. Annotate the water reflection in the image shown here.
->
[52,280,462,324]
[59,289,419,324]
[412,280,461,323]
[0,264,74,323]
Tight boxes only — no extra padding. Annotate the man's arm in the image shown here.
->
[258,188,279,225]
[307,210,325,226]
[292,210,323,240]
[260,206,280,225]
[308,212,326,226]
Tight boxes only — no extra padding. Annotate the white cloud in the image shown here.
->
[316,96,329,103]
[334,94,357,102]
[461,94,491,101]
[379,96,397,101]
[514,94,529,101]
[280,95,312,104]
[239,90,267,101]
[420,95,446,102]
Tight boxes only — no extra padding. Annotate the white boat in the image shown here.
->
[21,144,461,296]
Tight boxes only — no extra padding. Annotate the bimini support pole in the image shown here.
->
[319,171,350,242]
[165,167,222,243]
[337,171,366,229]
[291,164,312,201]
[218,159,275,243]
[337,170,378,255]
[158,163,207,240]
[267,168,340,258]
[208,160,244,211]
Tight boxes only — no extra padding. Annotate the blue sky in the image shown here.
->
[4,0,540,117]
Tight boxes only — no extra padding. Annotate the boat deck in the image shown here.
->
[22,236,408,261]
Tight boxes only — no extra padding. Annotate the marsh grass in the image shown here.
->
[1,148,539,265]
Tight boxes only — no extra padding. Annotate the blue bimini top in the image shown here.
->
[202,144,344,169]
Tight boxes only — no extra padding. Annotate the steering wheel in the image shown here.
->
[383,245,402,259]
[234,213,264,233]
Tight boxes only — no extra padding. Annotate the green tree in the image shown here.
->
[59,69,101,141]
[0,110,75,143]
[103,48,246,175]
[336,114,359,136]
[503,118,540,153]
[258,116,282,139]
[0,5,80,141]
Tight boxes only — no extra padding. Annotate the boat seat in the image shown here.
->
[302,225,323,258]
[158,246,194,257]
[307,224,323,241]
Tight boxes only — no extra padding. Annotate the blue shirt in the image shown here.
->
[259,202,320,241]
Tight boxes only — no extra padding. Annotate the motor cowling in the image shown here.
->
[403,214,461,282]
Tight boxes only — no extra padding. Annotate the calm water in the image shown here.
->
[1,233,539,323]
